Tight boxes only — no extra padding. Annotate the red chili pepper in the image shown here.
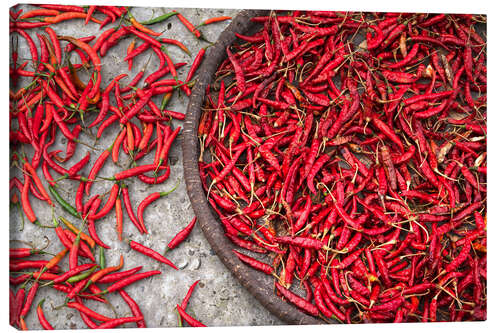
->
[20,172,37,225]
[19,281,39,319]
[275,281,319,317]
[45,27,62,64]
[19,317,28,330]
[444,241,471,273]
[174,11,201,38]
[176,305,206,327]
[177,280,201,325]
[370,113,405,151]
[226,46,246,92]
[157,126,181,167]
[119,290,146,328]
[103,270,161,294]
[128,12,161,37]
[128,240,178,270]
[96,316,144,329]
[24,162,53,205]
[19,8,60,19]
[200,16,232,26]
[52,263,97,285]
[123,25,162,49]
[117,184,144,234]
[233,250,274,275]
[68,232,82,271]
[274,236,327,250]
[9,248,45,259]
[185,47,207,83]
[63,230,95,262]
[97,266,143,284]
[82,196,109,249]
[66,302,113,322]
[166,216,197,250]
[120,89,153,124]
[34,299,53,330]
[136,184,177,233]
[160,38,191,56]
[13,286,26,327]
[88,183,120,220]
[44,11,103,24]
[13,29,38,67]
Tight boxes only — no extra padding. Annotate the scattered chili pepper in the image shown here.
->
[176,304,206,327]
[198,16,232,27]
[140,11,178,25]
[173,10,201,38]
[129,240,178,270]
[166,216,197,251]
[136,183,178,233]
[36,299,54,330]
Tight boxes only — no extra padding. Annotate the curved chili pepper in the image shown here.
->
[176,305,206,327]
[233,250,273,275]
[24,162,53,205]
[166,216,197,250]
[110,165,159,182]
[118,184,144,234]
[58,36,101,97]
[119,290,146,328]
[185,47,207,84]
[48,185,80,218]
[128,11,161,37]
[173,10,201,38]
[226,46,246,92]
[88,183,119,220]
[66,302,113,322]
[58,217,95,248]
[275,281,319,317]
[35,299,53,330]
[19,281,39,319]
[21,172,37,224]
[129,240,177,269]
[101,270,161,294]
[96,316,143,329]
[97,266,143,284]
[45,12,103,25]
[180,280,200,312]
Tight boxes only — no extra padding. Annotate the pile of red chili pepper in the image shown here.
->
[198,11,486,323]
[9,4,232,329]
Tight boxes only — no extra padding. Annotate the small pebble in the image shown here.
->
[192,257,201,270]
[177,260,189,270]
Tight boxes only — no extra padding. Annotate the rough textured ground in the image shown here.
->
[10,4,282,328]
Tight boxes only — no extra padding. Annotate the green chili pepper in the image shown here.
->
[99,246,106,269]
[140,11,178,25]
[177,311,183,327]
[66,266,97,284]
[160,92,172,111]
[49,185,80,218]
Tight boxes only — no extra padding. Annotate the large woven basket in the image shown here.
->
[182,9,323,326]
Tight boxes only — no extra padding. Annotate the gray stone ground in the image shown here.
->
[10,4,282,328]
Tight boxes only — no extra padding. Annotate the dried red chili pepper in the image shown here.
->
[166,216,197,251]
[129,240,177,270]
